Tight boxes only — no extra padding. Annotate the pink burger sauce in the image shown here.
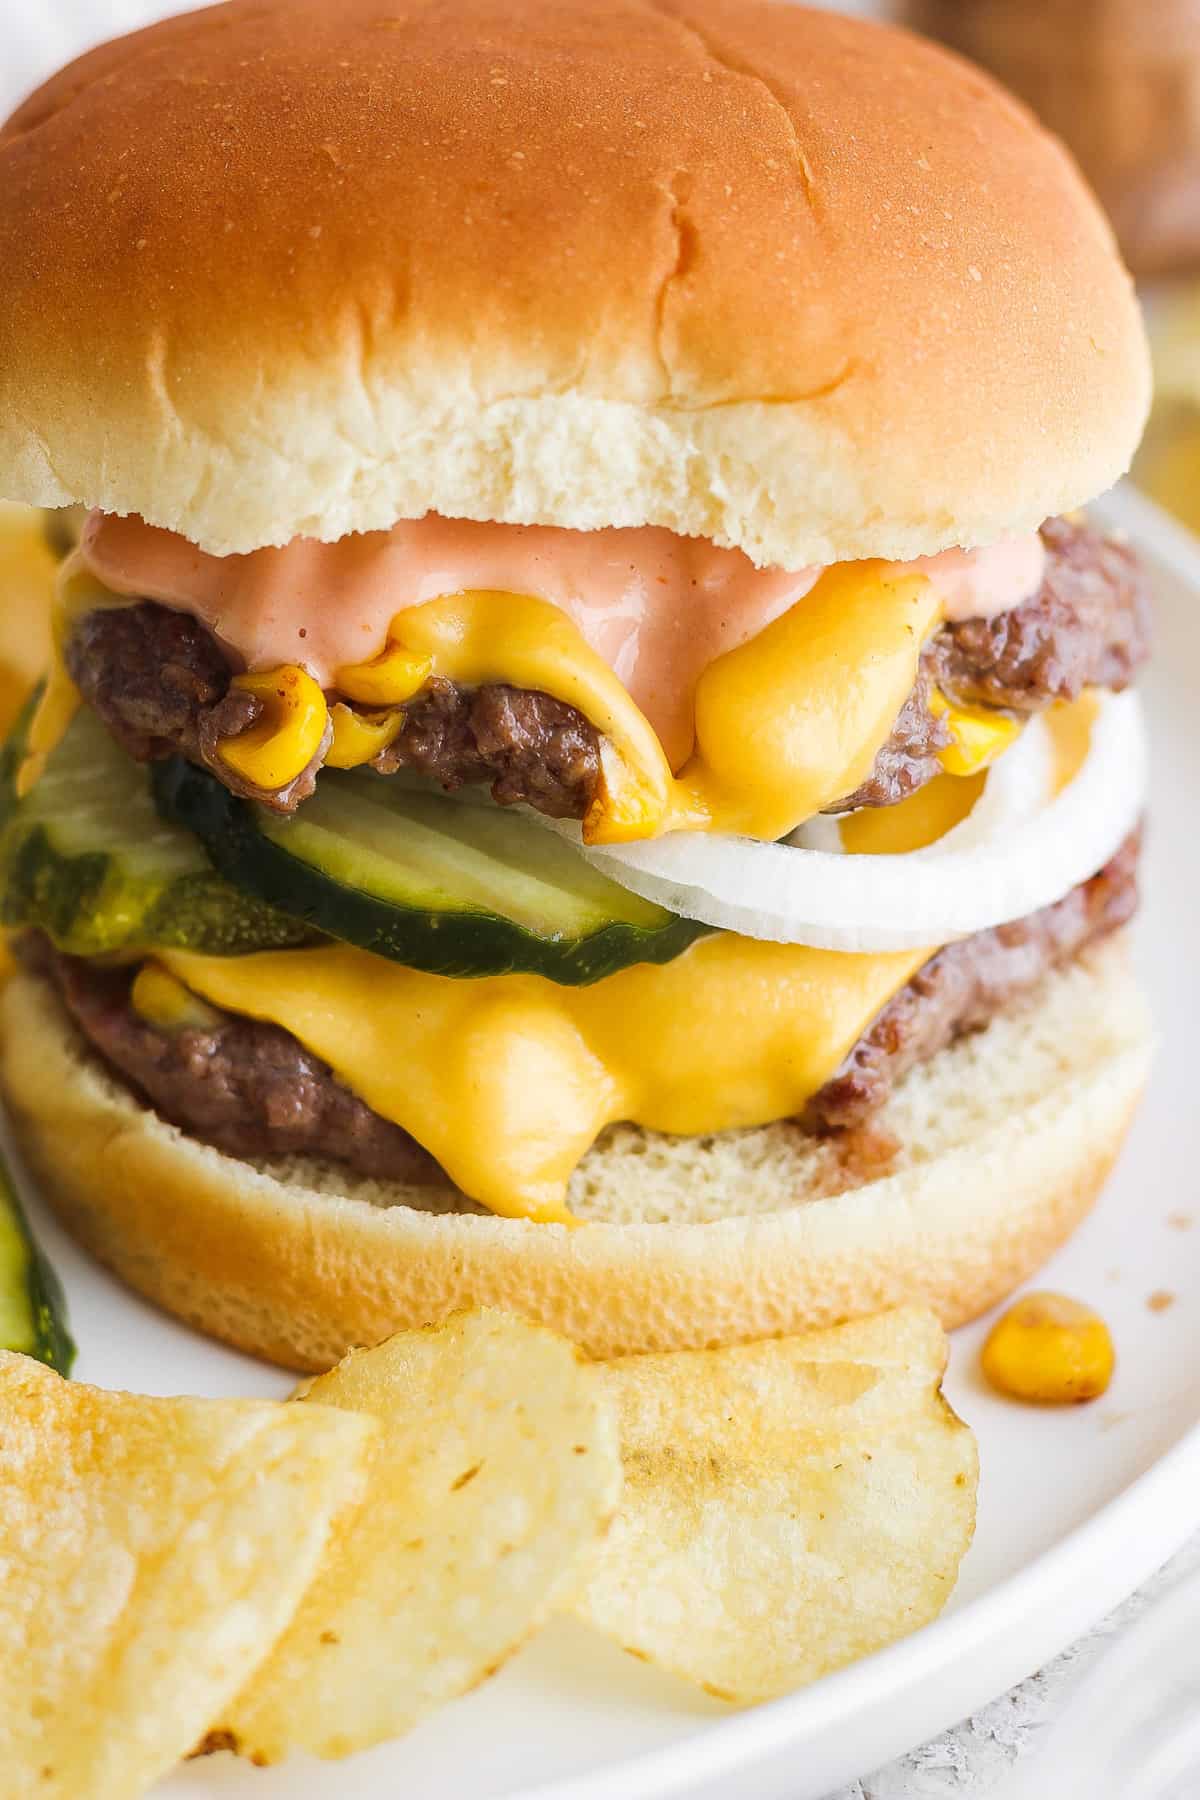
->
[80,512,1046,770]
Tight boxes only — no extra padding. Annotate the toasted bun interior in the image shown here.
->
[0,938,1151,1370]
[0,0,1147,565]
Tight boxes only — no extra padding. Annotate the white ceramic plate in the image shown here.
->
[9,483,1198,1800]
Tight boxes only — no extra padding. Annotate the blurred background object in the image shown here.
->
[0,510,56,742]
[1,0,207,113]
[907,1,1200,280]
[906,1,1200,532]
[1132,288,1200,534]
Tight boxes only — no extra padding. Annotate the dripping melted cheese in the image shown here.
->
[153,934,930,1224]
[73,513,1046,843]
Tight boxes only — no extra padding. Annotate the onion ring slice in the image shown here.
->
[566,692,1145,952]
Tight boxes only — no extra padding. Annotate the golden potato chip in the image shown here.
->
[571,1307,977,1704]
[221,1309,622,1762]
[0,1351,372,1800]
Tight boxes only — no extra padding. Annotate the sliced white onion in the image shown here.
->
[787,712,1054,860]
[787,811,845,855]
[921,711,1055,858]
[571,691,1146,952]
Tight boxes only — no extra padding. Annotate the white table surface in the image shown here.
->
[829,1537,1200,1798]
[4,7,1194,1798]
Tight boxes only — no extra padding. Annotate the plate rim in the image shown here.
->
[511,480,1200,1800]
[14,481,1200,1800]
[521,1417,1200,1800]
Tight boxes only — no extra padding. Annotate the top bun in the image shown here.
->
[0,0,1149,566]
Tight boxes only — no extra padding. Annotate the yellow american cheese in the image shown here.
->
[15,552,99,798]
[17,655,79,800]
[677,563,944,838]
[336,591,681,841]
[42,554,1014,842]
[929,690,1021,777]
[1047,690,1101,792]
[0,506,55,743]
[838,771,986,855]
[129,964,222,1032]
[156,934,930,1224]
[326,703,407,768]
[333,567,947,843]
[217,666,329,790]
[836,694,1099,855]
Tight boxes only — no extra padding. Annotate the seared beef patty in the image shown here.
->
[64,606,599,819]
[20,931,444,1186]
[835,516,1151,810]
[369,678,600,819]
[65,516,1149,820]
[804,828,1140,1130]
[21,831,1139,1189]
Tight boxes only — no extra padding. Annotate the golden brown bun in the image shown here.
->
[0,0,1147,567]
[0,938,1151,1371]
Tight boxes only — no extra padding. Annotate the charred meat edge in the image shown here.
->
[63,515,1150,819]
[20,830,1139,1189]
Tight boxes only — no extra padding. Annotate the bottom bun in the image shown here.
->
[0,938,1152,1371]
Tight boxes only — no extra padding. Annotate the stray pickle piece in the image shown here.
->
[981,1291,1114,1405]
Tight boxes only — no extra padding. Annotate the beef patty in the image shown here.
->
[835,516,1150,810]
[805,828,1140,1129]
[63,606,599,819]
[21,830,1139,1191]
[21,931,443,1187]
[65,515,1149,820]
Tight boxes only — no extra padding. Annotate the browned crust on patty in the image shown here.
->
[833,515,1150,810]
[17,933,445,1188]
[64,515,1150,820]
[19,832,1141,1190]
[0,939,1152,1368]
[805,829,1140,1130]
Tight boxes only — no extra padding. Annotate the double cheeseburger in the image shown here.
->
[0,0,1152,1369]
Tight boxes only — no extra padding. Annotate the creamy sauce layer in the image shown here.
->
[80,513,1046,772]
[82,515,818,768]
[908,535,1048,625]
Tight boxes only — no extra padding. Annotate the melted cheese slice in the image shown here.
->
[838,772,986,855]
[43,553,1010,842]
[1047,690,1102,792]
[18,555,122,797]
[155,935,930,1224]
[834,694,1098,858]
[333,567,945,843]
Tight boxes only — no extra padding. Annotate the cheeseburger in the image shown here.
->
[0,0,1152,1369]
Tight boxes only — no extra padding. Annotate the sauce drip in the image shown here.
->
[81,512,1046,771]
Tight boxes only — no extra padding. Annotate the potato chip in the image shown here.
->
[0,1351,372,1800]
[571,1307,977,1704]
[221,1309,622,1762]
